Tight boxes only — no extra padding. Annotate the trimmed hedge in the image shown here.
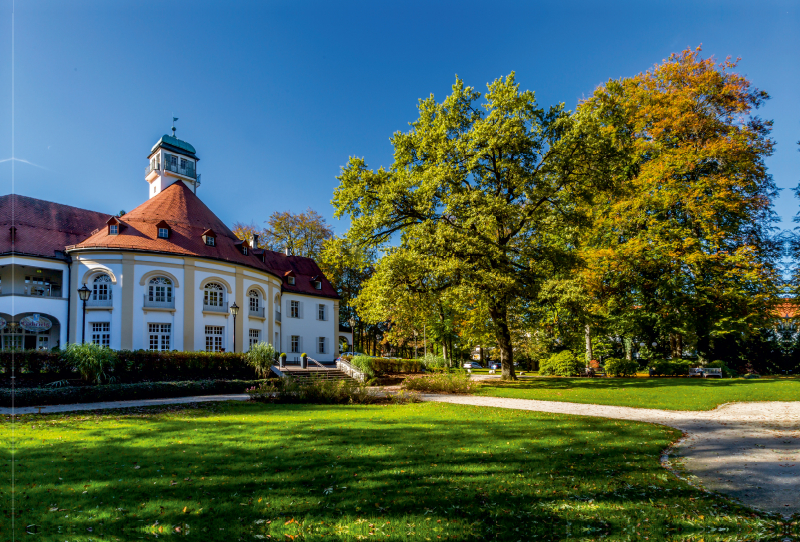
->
[1,379,263,408]
[1,349,254,381]
[603,357,639,377]
[647,359,693,376]
[344,356,425,379]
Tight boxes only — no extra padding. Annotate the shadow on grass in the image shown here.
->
[1,401,793,540]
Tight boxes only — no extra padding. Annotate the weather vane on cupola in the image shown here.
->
[171,115,179,137]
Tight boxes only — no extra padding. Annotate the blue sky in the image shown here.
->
[0,0,798,234]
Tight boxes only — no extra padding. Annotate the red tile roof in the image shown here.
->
[69,181,338,298]
[0,194,111,260]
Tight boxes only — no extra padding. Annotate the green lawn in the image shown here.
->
[2,401,786,540]
[476,376,800,410]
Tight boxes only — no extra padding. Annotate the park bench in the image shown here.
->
[689,367,722,378]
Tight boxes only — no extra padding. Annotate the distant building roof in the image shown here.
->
[69,181,338,298]
[0,194,110,260]
[149,135,198,158]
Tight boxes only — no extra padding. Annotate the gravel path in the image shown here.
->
[422,394,800,516]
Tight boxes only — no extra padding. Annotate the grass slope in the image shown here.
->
[1,402,786,540]
[476,377,800,411]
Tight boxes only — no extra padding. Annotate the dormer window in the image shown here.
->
[288,276,295,285]
[109,225,118,235]
[156,220,171,239]
[242,246,248,255]
[314,281,322,290]
[202,228,216,246]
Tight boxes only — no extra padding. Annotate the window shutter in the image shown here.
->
[298,302,304,319]
[324,305,328,321]
[285,299,290,317]
[316,337,321,354]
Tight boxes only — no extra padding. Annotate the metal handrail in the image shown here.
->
[249,307,265,318]
[86,297,113,307]
[145,162,197,179]
[203,301,228,313]
[306,356,327,369]
[143,294,175,309]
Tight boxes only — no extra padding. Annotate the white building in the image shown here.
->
[0,133,345,360]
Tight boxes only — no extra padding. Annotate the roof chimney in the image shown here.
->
[252,233,259,248]
[284,246,289,256]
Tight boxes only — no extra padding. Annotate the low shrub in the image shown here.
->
[539,351,583,377]
[419,354,448,371]
[346,356,425,379]
[647,359,692,376]
[246,342,277,378]
[603,357,639,377]
[1,379,262,408]
[246,376,380,404]
[400,372,477,394]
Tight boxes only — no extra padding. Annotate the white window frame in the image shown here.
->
[205,325,224,352]
[157,227,169,239]
[290,300,299,318]
[290,335,300,353]
[249,290,260,312]
[205,236,216,246]
[317,304,326,321]
[318,336,326,354]
[148,276,173,303]
[91,322,110,347]
[109,224,118,235]
[249,329,260,349]
[204,282,225,307]
[287,276,295,285]
[148,323,172,351]
[92,274,112,301]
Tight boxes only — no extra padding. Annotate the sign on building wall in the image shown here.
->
[19,314,52,333]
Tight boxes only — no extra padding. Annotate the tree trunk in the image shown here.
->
[479,345,484,364]
[676,333,683,359]
[669,334,677,359]
[584,324,593,366]
[489,301,516,380]
[624,337,633,360]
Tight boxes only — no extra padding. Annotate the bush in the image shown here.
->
[419,353,448,371]
[346,356,425,379]
[603,357,639,377]
[539,351,583,377]
[647,359,692,376]
[246,342,277,378]
[1,379,262,407]
[247,376,381,404]
[63,343,116,384]
[401,372,477,394]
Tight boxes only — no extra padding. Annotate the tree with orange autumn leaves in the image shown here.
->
[576,47,781,361]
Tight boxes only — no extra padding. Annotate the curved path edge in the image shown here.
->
[421,394,800,517]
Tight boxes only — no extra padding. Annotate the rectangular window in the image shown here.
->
[287,276,295,285]
[317,304,325,320]
[37,335,49,350]
[205,325,224,352]
[290,335,299,353]
[205,236,215,246]
[148,323,171,351]
[109,224,118,235]
[167,154,178,168]
[318,337,326,354]
[158,227,169,238]
[91,322,110,347]
[290,300,299,318]
[249,329,260,349]
[314,281,321,290]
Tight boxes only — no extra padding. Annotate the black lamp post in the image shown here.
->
[230,302,239,352]
[77,284,91,343]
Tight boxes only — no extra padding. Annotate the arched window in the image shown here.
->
[148,276,173,303]
[248,289,260,312]
[203,282,224,307]
[93,274,112,301]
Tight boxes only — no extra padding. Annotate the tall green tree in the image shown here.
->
[580,47,781,360]
[333,73,612,379]
[233,207,333,260]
